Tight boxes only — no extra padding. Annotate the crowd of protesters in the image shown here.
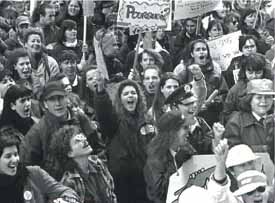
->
[0,0,274,203]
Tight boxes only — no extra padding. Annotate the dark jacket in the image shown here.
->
[20,109,99,180]
[94,90,153,203]
[188,117,213,154]
[0,165,79,203]
[60,156,117,203]
[51,40,84,63]
[224,111,274,155]
[223,80,247,123]
[24,166,79,203]
[144,153,176,203]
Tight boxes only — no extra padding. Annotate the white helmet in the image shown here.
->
[226,144,259,168]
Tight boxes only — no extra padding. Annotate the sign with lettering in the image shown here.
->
[166,153,274,203]
[174,0,221,20]
[117,0,172,34]
[207,31,242,71]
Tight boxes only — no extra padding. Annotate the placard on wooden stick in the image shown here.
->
[117,0,172,35]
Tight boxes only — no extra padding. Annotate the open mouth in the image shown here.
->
[8,163,18,171]
[24,107,31,115]
[83,141,90,149]
[254,200,263,203]
[199,55,206,60]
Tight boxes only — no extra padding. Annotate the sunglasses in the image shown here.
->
[232,21,238,25]
[246,186,266,196]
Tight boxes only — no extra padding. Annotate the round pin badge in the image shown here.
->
[24,191,32,201]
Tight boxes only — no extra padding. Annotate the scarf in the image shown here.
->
[0,164,28,203]
[63,40,78,48]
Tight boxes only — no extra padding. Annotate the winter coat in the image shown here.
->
[31,54,60,97]
[0,165,79,203]
[223,111,274,154]
[223,80,247,123]
[60,156,117,203]
[20,109,99,180]
[94,90,153,203]
[23,166,79,203]
[144,152,177,203]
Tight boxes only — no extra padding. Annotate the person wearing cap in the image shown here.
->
[223,53,273,124]
[4,15,30,54]
[20,80,100,180]
[223,78,275,158]
[164,80,214,155]
[208,139,269,203]
[144,110,197,203]
[173,39,228,126]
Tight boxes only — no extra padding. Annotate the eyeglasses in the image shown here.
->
[246,186,266,196]
[232,21,238,25]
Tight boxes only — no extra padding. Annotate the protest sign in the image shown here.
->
[207,31,242,71]
[174,0,221,20]
[166,153,274,203]
[83,0,95,17]
[117,0,172,35]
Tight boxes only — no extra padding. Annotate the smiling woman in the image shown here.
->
[224,79,275,158]
[0,126,80,203]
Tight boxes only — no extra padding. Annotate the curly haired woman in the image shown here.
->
[94,72,156,203]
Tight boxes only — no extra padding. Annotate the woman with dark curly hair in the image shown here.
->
[6,48,32,87]
[50,125,117,203]
[94,72,156,203]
